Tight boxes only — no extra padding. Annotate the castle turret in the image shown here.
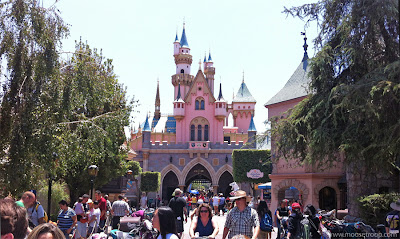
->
[173,83,185,121]
[247,115,257,148]
[173,32,180,55]
[204,51,215,94]
[142,115,151,148]
[215,82,226,121]
[232,74,256,133]
[172,23,194,100]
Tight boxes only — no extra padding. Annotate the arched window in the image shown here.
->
[181,69,184,74]
[195,101,200,110]
[190,125,195,141]
[204,125,209,141]
[197,125,202,141]
[195,97,205,110]
[200,100,205,110]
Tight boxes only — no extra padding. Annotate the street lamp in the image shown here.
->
[88,165,99,199]
[48,152,58,217]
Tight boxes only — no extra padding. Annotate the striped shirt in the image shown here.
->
[57,208,76,230]
[111,200,129,217]
[224,206,259,239]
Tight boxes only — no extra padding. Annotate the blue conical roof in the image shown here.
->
[217,83,225,101]
[143,115,151,132]
[248,115,257,132]
[208,52,213,62]
[175,83,183,101]
[180,26,189,48]
[203,54,207,63]
[174,33,179,42]
[233,81,256,102]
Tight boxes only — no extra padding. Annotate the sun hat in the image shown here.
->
[390,199,400,211]
[229,190,251,202]
[173,188,182,196]
[87,199,93,204]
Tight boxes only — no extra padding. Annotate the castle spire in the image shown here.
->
[180,22,189,48]
[217,82,224,101]
[248,115,257,132]
[143,114,151,132]
[176,82,182,101]
[301,32,309,70]
[208,50,213,62]
[154,79,161,119]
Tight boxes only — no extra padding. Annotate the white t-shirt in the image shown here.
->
[89,208,101,227]
[157,233,179,239]
[28,203,45,226]
[212,196,220,206]
[140,196,147,208]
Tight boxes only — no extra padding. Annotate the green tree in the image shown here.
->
[140,172,161,193]
[0,0,68,195]
[53,40,134,202]
[274,0,399,170]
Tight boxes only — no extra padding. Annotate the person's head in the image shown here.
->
[256,200,269,216]
[229,190,251,209]
[280,199,288,208]
[152,207,177,238]
[93,201,99,209]
[291,203,302,214]
[95,190,102,200]
[21,191,36,208]
[142,192,146,196]
[27,223,64,239]
[118,194,124,200]
[82,194,90,203]
[77,197,83,203]
[304,204,317,216]
[390,199,400,212]
[173,188,182,197]
[104,195,109,200]
[196,203,213,219]
[58,200,68,211]
[0,198,28,239]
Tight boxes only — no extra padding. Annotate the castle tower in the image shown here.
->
[232,73,256,133]
[247,115,257,148]
[154,80,161,120]
[204,51,215,94]
[172,23,193,100]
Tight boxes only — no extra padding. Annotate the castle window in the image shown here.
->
[195,97,205,110]
[190,125,195,141]
[204,125,209,141]
[197,125,202,141]
[181,69,184,74]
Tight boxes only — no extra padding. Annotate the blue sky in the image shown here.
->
[52,0,318,132]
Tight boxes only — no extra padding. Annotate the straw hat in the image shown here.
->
[390,199,400,211]
[229,190,251,202]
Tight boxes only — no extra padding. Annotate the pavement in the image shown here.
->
[182,212,278,239]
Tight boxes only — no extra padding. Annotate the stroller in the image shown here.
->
[110,219,157,239]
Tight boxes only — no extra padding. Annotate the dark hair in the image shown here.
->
[95,190,102,195]
[118,194,124,200]
[156,207,177,239]
[256,200,271,218]
[304,204,317,216]
[0,198,28,239]
[58,200,68,206]
[78,197,83,203]
[27,223,64,239]
[196,203,213,219]
[93,201,99,205]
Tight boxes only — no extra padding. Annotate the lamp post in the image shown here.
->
[88,165,99,200]
[48,152,58,217]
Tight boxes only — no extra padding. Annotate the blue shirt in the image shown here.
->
[195,218,214,237]
[58,207,76,230]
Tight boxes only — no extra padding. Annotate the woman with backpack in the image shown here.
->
[256,201,272,239]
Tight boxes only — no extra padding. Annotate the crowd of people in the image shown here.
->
[1,188,399,239]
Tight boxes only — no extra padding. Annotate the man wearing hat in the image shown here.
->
[287,202,303,239]
[223,190,260,239]
[169,188,187,238]
[385,199,400,236]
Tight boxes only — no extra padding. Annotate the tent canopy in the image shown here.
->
[258,182,271,189]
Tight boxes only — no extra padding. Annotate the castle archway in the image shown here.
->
[318,187,337,211]
[184,164,212,192]
[273,179,309,204]
[181,157,216,185]
[162,171,179,203]
[218,171,233,197]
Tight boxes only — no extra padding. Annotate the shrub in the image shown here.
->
[140,172,160,192]
[357,192,400,227]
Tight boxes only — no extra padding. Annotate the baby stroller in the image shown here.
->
[110,219,157,239]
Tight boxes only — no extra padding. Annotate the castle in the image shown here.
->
[126,24,258,202]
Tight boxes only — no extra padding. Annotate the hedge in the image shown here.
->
[140,171,161,192]
[232,149,272,183]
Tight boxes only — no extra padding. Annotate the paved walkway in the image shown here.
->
[182,213,278,239]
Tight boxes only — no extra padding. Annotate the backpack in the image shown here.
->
[34,202,49,223]
[260,212,273,232]
[293,217,310,239]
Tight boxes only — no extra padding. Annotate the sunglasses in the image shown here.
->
[200,210,209,213]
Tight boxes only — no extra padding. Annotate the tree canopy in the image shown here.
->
[0,0,135,198]
[232,149,271,183]
[273,0,399,171]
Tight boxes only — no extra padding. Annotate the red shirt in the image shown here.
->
[99,197,107,220]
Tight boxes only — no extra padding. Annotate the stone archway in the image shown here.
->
[273,179,310,203]
[181,157,216,185]
[160,164,182,201]
[161,171,179,203]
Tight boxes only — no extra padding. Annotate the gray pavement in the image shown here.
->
[182,213,278,239]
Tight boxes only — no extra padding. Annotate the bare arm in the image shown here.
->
[210,218,219,238]
[189,217,198,238]
[222,227,229,239]
[252,226,260,239]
